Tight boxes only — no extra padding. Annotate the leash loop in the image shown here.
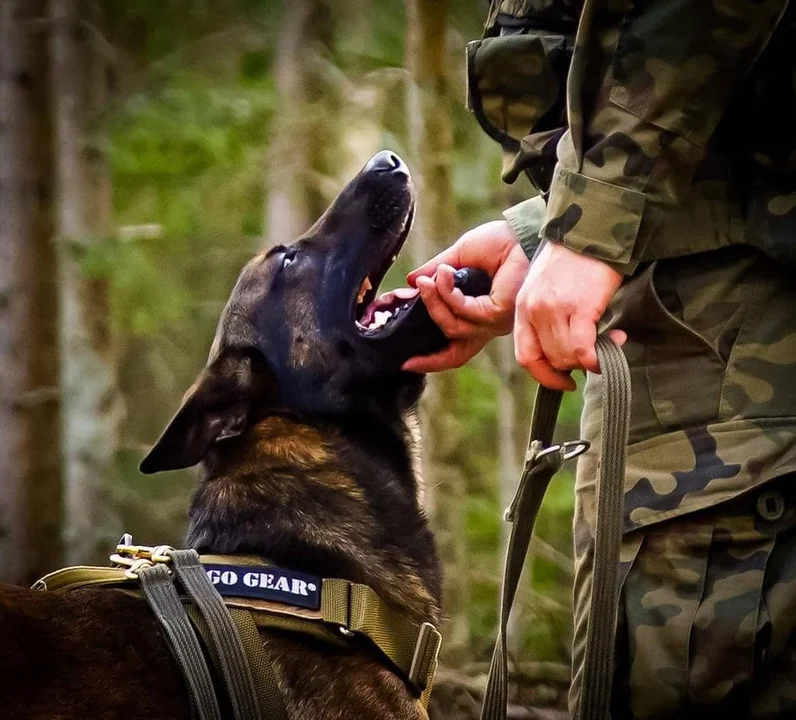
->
[170,549,269,720]
[111,541,289,720]
[137,562,222,720]
[481,336,631,720]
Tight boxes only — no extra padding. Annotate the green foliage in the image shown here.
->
[105,74,275,338]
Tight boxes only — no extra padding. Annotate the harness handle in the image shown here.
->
[480,335,631,720]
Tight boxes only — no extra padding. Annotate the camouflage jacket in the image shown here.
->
[467,0,796,272]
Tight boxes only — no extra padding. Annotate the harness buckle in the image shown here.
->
[408,622,442,693]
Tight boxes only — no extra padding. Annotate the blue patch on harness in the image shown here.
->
[202,564,322,611]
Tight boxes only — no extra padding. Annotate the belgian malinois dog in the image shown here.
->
[0,151,489,719]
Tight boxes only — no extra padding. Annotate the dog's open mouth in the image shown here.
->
[352,206,419,338]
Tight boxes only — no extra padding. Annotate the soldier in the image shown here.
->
[405,0,796,716]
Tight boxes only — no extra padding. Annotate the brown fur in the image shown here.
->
[0,585,191,720]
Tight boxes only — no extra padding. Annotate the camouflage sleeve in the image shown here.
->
[503,195,546,260]
[541,0,789,273]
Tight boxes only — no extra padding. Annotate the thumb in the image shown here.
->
[407,246,463,286]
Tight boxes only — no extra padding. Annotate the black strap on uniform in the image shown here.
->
[480,335,631,720]
[138,563,222,720]
[170,549,276,720]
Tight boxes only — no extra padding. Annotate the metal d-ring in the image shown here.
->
[536,440,590,463]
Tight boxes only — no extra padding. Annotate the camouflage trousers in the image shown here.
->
[570,246,796,718]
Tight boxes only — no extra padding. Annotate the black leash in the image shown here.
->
[480,336,631,720]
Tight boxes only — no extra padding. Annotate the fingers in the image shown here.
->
[607,329,627,347]
[416,275,482,340]
[516,314,626,387]
[534,310,578,372]
[407,247,462,287]
[514,319,576,391]
[434,264,504,326]
[402,339,485,373]
[570,314,599,374]
[408,220,520,286]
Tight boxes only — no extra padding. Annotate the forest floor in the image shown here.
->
[429,666,569,719]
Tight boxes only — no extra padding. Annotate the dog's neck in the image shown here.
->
[186,412,441,623]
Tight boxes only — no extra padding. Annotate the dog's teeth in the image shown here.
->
[370,310,392,330]
[357,277,373,305]
[391,254,397,262]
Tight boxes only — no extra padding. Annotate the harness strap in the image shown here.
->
[137,563,221,720]
[170,550,263,720]
[202,558,441,700]
[480,336,631,720]
[320,578,441,697]
[33,555,441,707]
[187,605,290,720]
[229,609,291,720]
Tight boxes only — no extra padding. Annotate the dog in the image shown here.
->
[0,151,490,719]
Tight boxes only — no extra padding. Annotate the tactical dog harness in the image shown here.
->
[34,541,442,719]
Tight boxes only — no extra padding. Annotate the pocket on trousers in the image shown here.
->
[611,262,728,438]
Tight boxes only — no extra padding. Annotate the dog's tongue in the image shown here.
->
[360,287,419,327]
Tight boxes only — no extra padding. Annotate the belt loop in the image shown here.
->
[320,578,355,636]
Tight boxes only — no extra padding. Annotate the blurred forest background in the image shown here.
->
[0,0,582,716]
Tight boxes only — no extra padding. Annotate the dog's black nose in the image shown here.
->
[365,150,408,176]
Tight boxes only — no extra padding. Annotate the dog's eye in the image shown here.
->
[281,250,297,270]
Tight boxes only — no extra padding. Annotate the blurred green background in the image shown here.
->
[0,1,582,715]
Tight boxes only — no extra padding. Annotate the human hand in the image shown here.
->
[514,242,626,391]
[402,221,529,372]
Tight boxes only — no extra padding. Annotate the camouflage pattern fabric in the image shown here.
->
[469,1,796,715]
[573,474,796,718]
[469,0,796,272]
[570,246,796,716]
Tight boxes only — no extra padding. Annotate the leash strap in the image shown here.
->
[480,336,631,720]
[170,549,266,720]
[138,563,221,720]
[577,336,631,720]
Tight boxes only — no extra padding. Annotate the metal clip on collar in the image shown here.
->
[110,534,176,579]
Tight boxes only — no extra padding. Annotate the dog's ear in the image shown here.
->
[140,349,276,474]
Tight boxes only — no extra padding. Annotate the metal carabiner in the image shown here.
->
[505,440,590,522]
[535,440,590,463]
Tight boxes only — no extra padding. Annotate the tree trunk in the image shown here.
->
[51,0,122,565]
[0,0,62,584]
[405,0,470,655]
[496,334,524,654]
[264,0,316,248]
